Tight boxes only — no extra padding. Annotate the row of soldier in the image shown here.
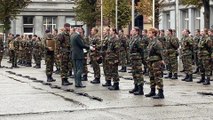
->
[1,24,213,99]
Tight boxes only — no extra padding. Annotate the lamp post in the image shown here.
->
[115,0,118,30]
[175,0,179,38]
[152,0,155,27]
[132,0,135,29]
[101,0,103,41]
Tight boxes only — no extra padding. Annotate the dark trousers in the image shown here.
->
[73,59,83,86]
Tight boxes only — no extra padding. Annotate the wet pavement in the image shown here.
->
[0,58,213,120]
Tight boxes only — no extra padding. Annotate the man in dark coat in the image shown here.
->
[71,27,94,88]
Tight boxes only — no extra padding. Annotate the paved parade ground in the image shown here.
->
[0,58,213,120]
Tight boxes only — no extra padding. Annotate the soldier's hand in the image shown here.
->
[161,60,165,65]
[90,46,95,51]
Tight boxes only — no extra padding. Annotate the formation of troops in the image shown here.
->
[0,23,213,99]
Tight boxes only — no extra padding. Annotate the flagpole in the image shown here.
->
[132,0,135,29]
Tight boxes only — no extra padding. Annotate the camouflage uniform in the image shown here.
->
[17,39,25,65]
[82,36,90,80]
[141,35,149,74]
[25,39,33,67]
[145,37,164,99]
[58,31,72,85]
[193,35,201,73]
[118,34,128,71]
[10,38,19,67]
[89,34,102,82]
[33,39,43,68]
[0,37,4,67]
[165,36,179,79]
[197,35,212,85]
[181,36,194,81]
[128,34,144,95]
[54,34,61,73]
[7,37,13,63]
[106,35,120,90]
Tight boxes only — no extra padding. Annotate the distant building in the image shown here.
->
[0,0,84,37]
[159,0,213,37]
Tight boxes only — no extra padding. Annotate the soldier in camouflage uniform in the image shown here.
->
[196,29,212,85]
[33,36,43,68]
[102,27,111,86]
[25,35,33,67]
[89,28,102,84]
[7,33,14,63]
[164,29,179,79]
[145,28,164,99]
[58,23,73,86]
[193,29,201,74]
[118,30,128,72]
[0,34,4,67]
[17,35,25,66]
[53,29,61,74]
[44,30,56,82]
[105,28,120,90]
[181,29,194,82]
[141,29,149,75]
[128,27,144,95]
[10,34,20,68]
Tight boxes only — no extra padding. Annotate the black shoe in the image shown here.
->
[102,80,112,87]
[75,85,86,88]
[171,73,178,80]
[62,78,73,86]
[119,66,127,72]
[129,84,138,93]
[54,69,60,74]
[13,65,19,68]
[90,78,100,84]
[197,74,205,83]
[203,77,210,85]
[180,69,185,72]
[133,84,144,95]
[182,74,189,81]
[145,88,156,97]
[193,67,200,74]
[152,89,164,99]
[185,74,193,82]
[47,76,56,82]
[108,82,119,90]
[165,72,172,79]
[82,75,88,81]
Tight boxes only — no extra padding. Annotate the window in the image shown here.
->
[182,10,189,29]
[23,16,34,34]
[194,9,200,29]
[165,12,170,29]
[0,21,3,34]
[43,17,57,33]
[65,17,76,26]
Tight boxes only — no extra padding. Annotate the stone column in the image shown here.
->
[34,16,43,37]
[57,16,65,30]
[15,16,23,35]
[188,8,195,35]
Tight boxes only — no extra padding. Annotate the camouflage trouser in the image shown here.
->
[182,54,193,74]
[25,50,32,64]
[102,56,108,79]
[105,59,119,82]
[68,57,73,72]
[90,55,101,78]
[119,50,127,66]
[0,52,3,66]
[82,58,88,75]
[11,50,18,67]
[33,50,42,65]
[18,50,23,62]
[199,55,211,76]
[131,58,144,85]
[61,52,69,79]
[54,53,61,70]
[148,60,164,90]
[45,52,54,76]
[167,53,178,73]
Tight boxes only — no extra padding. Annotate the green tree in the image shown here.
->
[103,0,131,29]
[180,0,210,29]
[0,0,31,36]
[74,0,99,30]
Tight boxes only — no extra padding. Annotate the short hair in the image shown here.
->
[111,28,118,34]
[160,29,165,33]
[195,29,200,33]
[134,27,140,33]
[148,28,158,36]
[64,23,71,27]
[54,29,58,33]
[143,29,147,33]
[92,27,98,33]
[168,29,173,34]
[33,35,37,37]
[45,29,50,33]
[185,29,190,34]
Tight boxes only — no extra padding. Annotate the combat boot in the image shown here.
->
[54,69,60,74]
[185,74,193,82]
[203,77,210,85]
[47,75,56,82]
[152,89,164,99]
[181,74,189,81]
[134,84,144,95]
[62,78,73,86]
[197,74,205,83]
[69,70,74,78]
[165,72,172,79]
[143,67,147,74]
[171,73,178,80]
[82,75,88,81]
[119,66,127,72]
[145,88,156,97]
[102,80,112,87]
[129,84,138,93]
[108,82,119,90]
[90,78,100,84]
